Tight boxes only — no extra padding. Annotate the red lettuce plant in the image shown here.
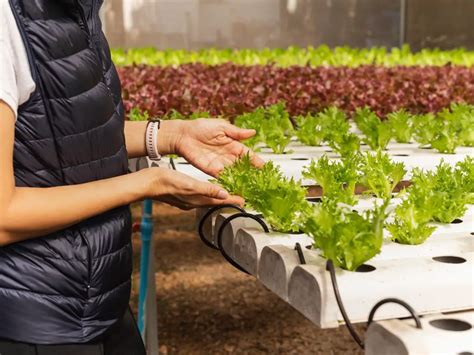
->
[118,64,474,119]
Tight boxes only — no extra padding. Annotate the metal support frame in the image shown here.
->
[399,0,407,47]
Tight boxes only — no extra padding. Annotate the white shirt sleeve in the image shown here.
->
[0,0,36,119]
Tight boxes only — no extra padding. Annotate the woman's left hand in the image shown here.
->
[173,119,265,177]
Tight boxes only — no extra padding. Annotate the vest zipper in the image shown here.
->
[80,228,93,297]
[75,1,101,298]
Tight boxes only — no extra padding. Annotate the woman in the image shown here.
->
[0,0,262,353]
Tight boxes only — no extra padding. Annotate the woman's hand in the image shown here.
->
[142,167,244,210]
[170,119,265,177]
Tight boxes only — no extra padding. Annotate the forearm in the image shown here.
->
[124,120,184,158]
[0,170,149,245]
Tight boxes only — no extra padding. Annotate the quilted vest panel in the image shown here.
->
[0,0,133,344]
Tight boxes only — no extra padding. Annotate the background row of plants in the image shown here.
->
[217,153,473,272]
[119,65,474,119]
[130,102,474,155]
[113,45,474,67]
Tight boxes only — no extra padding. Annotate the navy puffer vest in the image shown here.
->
[1,0,133,344]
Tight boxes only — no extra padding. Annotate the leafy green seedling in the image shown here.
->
[354,107,392,150]
[386,109,413,143]
[359,151,406,200]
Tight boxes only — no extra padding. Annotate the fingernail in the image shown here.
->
[217,190,229,199]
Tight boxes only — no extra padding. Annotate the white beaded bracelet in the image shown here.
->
[145,120,162,161]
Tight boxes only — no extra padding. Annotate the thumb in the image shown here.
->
[224,124,256,141]
[196,181,230,200]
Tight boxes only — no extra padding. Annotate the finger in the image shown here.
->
[224,124,256,141]
[188,194,245,208]
[194,181,230,200]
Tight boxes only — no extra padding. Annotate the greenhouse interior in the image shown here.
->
[0,0,473,354]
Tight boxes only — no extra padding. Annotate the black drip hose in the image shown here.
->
[294,243,306,264]
[216,212,269,274]
[367,298,422,329]
[169,157,176,170]
[294,249,421,349]
[197,204,245,250]
[326,260,365,349]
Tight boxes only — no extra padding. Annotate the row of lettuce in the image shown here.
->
[235,102,474,155]
[119,64,473,121]
[130,102,474,155]
[216,153,474,272]
[112,45,474,67]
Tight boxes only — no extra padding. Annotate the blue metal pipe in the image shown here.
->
[138,199,154,335]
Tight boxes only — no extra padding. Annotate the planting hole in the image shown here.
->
[306,197,322,203]
[451,218,463,224]
[420,146,432,150]
[470,232,474,236]
[429,318,472,332]
[355,264,376,273]
[305,245,312,250]
[392,154,409,157]
[432,256,466,264]
[325,149,332,153]
[287,230,304,235]
[291,157,309,161]
[458,352,473,355]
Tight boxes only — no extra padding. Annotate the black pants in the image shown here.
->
[0,308,146,355]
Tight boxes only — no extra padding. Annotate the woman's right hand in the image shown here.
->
[140,167,244,210]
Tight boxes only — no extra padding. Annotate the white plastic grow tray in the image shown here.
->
[365,310,474,355]
[195,200,473,330]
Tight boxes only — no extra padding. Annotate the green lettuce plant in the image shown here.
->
[304,200,386,271]
[354,107,392,150]
[302,155,360,205]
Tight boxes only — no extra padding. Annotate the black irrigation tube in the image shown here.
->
[169,156,176,170]
[326,260,365,349]
[216,212,269,274]
[294,242,307,264]
[197,204,245,250]
[368,298,422,329]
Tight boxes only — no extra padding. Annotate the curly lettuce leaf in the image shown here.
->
[412,113,437,146]
[359,151,406,200]
[235,102,294,154]
[387,195,437,245]
[354,107,392,150]
[295,113,325,146]
[128,107,150,121]
[302,155,360,205]
[217,155,310,232]
[304,200,385,271]
[386,109,413,143]
[411,161,469,223]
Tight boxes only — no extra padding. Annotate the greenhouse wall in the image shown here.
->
[101,0,474,50]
